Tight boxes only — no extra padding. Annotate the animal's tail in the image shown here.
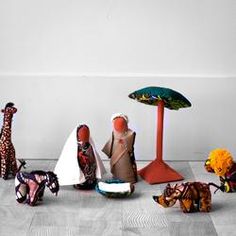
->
[17,159,27,172]
[208,182,224,194]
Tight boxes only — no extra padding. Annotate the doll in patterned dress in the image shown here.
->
[55,124,105,189]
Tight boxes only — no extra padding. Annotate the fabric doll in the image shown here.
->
[102,113,138,183]
[55,125,106,189]
[205,148,236,192]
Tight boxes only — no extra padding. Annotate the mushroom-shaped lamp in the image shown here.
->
[129,86,191,184]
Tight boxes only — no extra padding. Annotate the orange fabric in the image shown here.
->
[77,126,90,143]
[138,103,183,184]
[138,160,183,184]
[157,100,164,161]
[113,117,128,133]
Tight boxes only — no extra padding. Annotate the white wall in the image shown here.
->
[0,76,235,161]
[0,1,235,160]
[0,0,235,76]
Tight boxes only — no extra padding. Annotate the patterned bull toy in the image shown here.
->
[153,182,215,213]
[15,170,59,206]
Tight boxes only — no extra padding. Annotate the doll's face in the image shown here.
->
[77,126,90,143]
[113,117,128,133]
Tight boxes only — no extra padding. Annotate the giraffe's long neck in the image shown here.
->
[1,113,13,141]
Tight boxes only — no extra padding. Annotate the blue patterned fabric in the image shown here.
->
[129,86,191,110]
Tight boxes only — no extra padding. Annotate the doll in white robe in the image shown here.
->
[55,124,106,189]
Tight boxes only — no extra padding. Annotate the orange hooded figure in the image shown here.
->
[102,113,137,183]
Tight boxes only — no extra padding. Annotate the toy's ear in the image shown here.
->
[1,109,4,113]
[226,158,234,170]
[204,159,214,173]
[152,195,159,203]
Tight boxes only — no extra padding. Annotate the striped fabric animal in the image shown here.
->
[15,170,59,206]
[0,102,18,179]
[153,182,212,213]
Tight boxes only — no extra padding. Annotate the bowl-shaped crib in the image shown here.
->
[95,179,135,198]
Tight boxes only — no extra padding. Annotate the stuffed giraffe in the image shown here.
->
[0,102,18,179]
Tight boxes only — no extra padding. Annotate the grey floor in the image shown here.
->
[0,160,234,236]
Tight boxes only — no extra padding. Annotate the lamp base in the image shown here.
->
[138,160,184,184]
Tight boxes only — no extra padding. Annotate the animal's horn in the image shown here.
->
[153,195,159,203]
[5,102,14,108]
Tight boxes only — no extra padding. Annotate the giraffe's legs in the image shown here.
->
[0,154,1,176]
[1,154,9,180]
[9,145,17,176]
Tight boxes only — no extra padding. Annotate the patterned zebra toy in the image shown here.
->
[0,102,18,179]
[15,170,59,206]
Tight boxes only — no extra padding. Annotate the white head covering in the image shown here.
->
[111,113,129,123]
[54,126,106,186]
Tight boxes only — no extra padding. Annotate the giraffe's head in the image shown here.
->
[1,102,17,116]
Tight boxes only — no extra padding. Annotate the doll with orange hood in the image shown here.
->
[102,113,138,184]
[55,125,106,190]
[205,148,236,192]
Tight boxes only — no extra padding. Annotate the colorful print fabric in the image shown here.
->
[129,86,191,110]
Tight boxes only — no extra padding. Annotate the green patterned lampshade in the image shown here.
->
[128,86,191,110]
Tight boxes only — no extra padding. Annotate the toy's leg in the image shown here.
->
[15,184,27,203]
[1,154,9,180]
[9,146,17,176]
[26,193,31,205]
[179,200,195,213]
[27,192,39,206]
[179,200,188,213]
[38,186,45,201]
[15,177,28,203]
[28,181,41,206]
[0,154,1,176]
[199,191,211,212]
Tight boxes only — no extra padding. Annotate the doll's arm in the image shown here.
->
[27,180,40,206]
[78,151,90,165]
[219,177,231,193]
[226,171,236,182]
[102,134,114,159]
[130,132,138,181]
[129,132,136,164]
